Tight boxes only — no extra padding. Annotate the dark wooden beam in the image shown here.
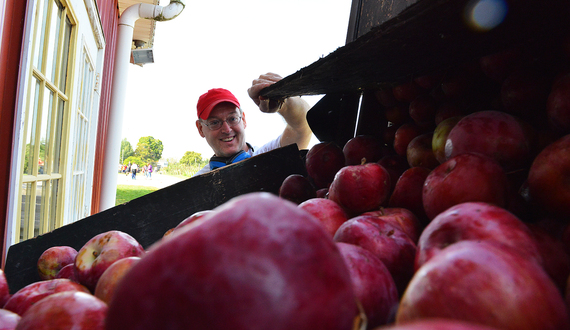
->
[261,0,570,99]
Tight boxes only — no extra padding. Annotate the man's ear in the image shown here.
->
[242,111,247,129]
[196,120,206,137]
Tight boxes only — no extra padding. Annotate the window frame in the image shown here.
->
[6,0,105,249]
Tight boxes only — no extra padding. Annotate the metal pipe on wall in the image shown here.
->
[99,0,186,211]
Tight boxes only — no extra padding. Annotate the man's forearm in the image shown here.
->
[278,96,313,150]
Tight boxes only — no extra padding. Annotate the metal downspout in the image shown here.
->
[99,1,186,211]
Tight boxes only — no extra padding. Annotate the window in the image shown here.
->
[10,0,104,246]
[18,0,72,242]
[69,46,95,221]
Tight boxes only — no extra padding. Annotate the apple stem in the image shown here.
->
[93,251,99,258]
[360,158,367,165]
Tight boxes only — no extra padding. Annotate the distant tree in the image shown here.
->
[135,136,163,164]
[120,138,134,163]
[124,156,144,169]
[180,151,205,166]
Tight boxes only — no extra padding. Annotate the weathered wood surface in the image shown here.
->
[261,0,570,99]
[346,0,419,43]
[5,144,307,293]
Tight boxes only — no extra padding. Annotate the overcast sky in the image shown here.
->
[120,0,353,160]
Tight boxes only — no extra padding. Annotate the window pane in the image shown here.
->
[32,0,49,71]
[34,181,45,237]
[34,181,50,237]
[48,179,59,231]
[52,97,65,174]
[19,183,33,242]
[39,88,53,175]
[58,15,71,92]
[71,173,86,221]
[45,0,62,82]
[24,79,41,175]
[82,59,94,119]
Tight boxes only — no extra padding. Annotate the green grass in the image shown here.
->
[116,185,158,205]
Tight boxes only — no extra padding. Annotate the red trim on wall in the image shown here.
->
[91,0,119,214]
[0,0,27,268]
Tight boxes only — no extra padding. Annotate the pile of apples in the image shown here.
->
[0,230,145,329]
[274,38,570,329]
[1,40,570,330]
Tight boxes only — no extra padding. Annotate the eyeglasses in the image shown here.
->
[202,114,242,131]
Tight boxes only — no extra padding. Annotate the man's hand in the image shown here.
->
[247,72,284,113]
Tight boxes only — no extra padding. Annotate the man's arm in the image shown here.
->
[247,73,313,150]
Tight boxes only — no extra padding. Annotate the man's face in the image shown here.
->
[196,102,247,158]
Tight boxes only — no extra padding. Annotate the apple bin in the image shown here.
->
[4,0,570,329]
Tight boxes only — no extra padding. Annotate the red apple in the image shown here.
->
[440,61,485,101]
[4,279,89,316]
[0,309,20,330]
[343,135,387,165]
[547,73,570,134]
[422,153,508,220]
[393,122,426,157]
[334,216,416,295]
[298,198,348,237]
[375,88,397,108]
[527,134,570,220]
[55,264,79,283]
[15,291,107,330]
[316,188,329,198]
[479,47,524,83]
[360,207,423,244]
[336,242,398,328]
[415,202,542,270]
[37,246,78,281]
[75,230,145,292]
[527,223,570,293]
[0,270,11,308]
[500,68,551,121]
[377,318,502,330]
[328,162,391,216]
[94,256,141,304]
[105,192,358,330]
[305,142,346,189]
[566,274,570,314]
[278,174,316,205]
[413,73,444,90]
[409,94,437,125]
[385,104,412,126]
[397,240,570,330]
[377,154,410,193]
[406,133,439,169]
[388,167,431,226]
[432,116,463,164]
[393,81,422,103]
[434,101,464,125]
[164,210,215,238]
[445,110,531,171]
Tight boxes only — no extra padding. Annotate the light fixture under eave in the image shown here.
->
[131,48,154,66]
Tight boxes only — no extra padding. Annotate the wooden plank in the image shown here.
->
[260,0,570,99]
[4,144,307,293]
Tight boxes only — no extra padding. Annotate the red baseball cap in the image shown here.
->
[196,88,241,120]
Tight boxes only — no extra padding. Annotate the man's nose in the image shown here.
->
[220,120,232,132]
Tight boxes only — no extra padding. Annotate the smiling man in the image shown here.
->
[193,73,312,176]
